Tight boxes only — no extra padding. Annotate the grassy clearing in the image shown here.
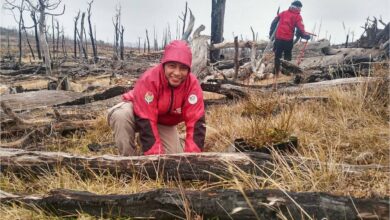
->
[1,72,389,218]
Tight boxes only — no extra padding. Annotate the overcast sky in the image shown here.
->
[1,0,389,45]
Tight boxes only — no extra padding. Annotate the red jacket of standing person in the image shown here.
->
[272,2,308,41]
[122,40,205,155]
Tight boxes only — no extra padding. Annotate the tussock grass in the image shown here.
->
[205,76,389,199]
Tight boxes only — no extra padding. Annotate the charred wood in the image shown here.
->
[1,188,388,219]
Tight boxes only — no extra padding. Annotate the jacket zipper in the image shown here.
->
[167,87,174,114]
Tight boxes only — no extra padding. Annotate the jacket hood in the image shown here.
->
[288,6,301,14]
[161,40,192,70]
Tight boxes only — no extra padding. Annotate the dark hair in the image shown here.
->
[291,1,303,8]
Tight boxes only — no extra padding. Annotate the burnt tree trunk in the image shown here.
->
[120,26,124,60]
[1,148,387,181]
[79,12,87,59]
[146,29,150,53]
[17,4,23,64]
[1,188,388,220]
[36,1,52,75]
[210,0,226,63]
[87,0,98,63]
[31,11,41,59]
[51,16,55,59]
[22,20,35,59]
[233,36,239,81]
[73,11,80,58]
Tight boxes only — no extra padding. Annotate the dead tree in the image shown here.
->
[112,5,121,59]
[190,25,209,80]
[145,29,150,53]
[22,16,35,59]
[138,37,141,53]
[25,0,65,75]
[30,10,41,59]
[61,25,67,57]
[79,12,87,59]
[55,19,59,57]
[178,1,188,38]
[153,27,157,51]
[51,15,55,58]
[210,0,226,63]
[233,36,239,81]
[83,25,88,56]
[4,0,26,64]
[181,9,194,41]
[87,0,98,62]
[73,11,80,58]
[119,25,124,60]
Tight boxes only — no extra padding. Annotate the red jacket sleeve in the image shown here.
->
[295,14,307,36]
[128,73,164,155]
[182,78,206,153]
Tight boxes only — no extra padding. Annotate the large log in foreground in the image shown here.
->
[1,188,388,219]
[1,148,388,182]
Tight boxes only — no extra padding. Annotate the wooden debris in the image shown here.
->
[1,188,388,219]
[0,90,84,112]
[1,148,388,181]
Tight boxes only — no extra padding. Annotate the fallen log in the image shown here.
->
[201,77,379,98]
[299,48,384,69]
[280,77,380,93]
[0,101,96,137]
[57,85,133,106]
[1,188,388,219]
[0,66,44,76]
[211,40,268,50]
[0,90,84,113]
[1,148,388,181]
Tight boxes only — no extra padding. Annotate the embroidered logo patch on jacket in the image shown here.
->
[188,94,198,104]
[144,92,154,104]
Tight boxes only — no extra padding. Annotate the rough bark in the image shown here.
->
[73,11,80,58]
[79,12,87,59]
[300,48,384,69]
[201,77,380,98]
[146,29,150,53]
[1,188,388,219]
[181,9,194,41]
[210,0,226,63]
[0,90,84,112]
[38,3,51,74]
[211,40,268,51]
[120,26,124,60]
[190,25,210,80]
[233,36,239,81]
[1,148,388,181]
[31,11,41,59]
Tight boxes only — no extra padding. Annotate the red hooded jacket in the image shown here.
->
[274,7,307,41]
[122,40,205,155]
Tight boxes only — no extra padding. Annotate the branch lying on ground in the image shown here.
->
[1,148,388,181]
[1,188,388,219]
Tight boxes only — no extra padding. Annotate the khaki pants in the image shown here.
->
[107,102,183,156]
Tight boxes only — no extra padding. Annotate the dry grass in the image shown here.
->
[1,70,389,218]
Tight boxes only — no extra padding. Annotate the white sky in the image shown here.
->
[1,0,389,45]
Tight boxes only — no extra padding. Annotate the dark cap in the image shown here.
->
[291,1,303,8]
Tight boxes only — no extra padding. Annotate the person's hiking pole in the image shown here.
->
[296,32,317,66]
[296,40,309,65]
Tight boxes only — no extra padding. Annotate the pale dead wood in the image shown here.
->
[1,101,50,126]
[0,130,37,148]
[211,40,268,50]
